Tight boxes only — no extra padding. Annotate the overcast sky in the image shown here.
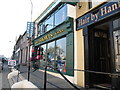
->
[0,0,54,58]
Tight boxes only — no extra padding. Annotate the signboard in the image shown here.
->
[34,29,65,46]
[76,1,120,30]
[26,22,35,38]
[8,60,16,66]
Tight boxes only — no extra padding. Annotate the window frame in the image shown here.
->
[37,4,67,36]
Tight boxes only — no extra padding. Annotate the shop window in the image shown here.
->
[55,5,67,26]
[38,22,46,36]
[37,24,41,36]
[56,37,66,72]
[113,18,120,29]
[47,41,55,70]
[40,44,46,68]
[113,29,120,72]
[37,4,67,36]
[45,14,54,32]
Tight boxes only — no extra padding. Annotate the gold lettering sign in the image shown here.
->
[35,30,65,45]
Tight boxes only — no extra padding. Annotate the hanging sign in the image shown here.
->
[26,22,35,39]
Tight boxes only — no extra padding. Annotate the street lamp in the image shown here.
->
[29,0,33,22]
[28,0,33,81]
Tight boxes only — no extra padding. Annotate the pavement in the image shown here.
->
[1,62,100,90]
[19,65,80,89]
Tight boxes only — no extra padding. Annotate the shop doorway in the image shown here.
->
[88,22,112,89]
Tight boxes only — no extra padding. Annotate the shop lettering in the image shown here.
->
[55,30,64,35]
[91,13,99,21]
[35,30,65,45]
[78,17,90,26]
[78,13,99,26]
[101,2,120,16]
[77,1,120,30]
[35,34,53,45]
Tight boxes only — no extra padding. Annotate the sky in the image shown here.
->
[0,0,54,58]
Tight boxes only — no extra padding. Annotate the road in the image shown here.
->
[1,61,10,89]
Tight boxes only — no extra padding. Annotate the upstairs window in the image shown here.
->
[45,14,54,32]
[113,18,120,29]
[38,4,67,36]
[38,22,45,36]
[55,5,67,26]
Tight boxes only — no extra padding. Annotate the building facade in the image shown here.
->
[76,0,120,89]
[12,35,22,64]
[12,31,30,66]
[33,2,76,76]
[20,31,30,65]
[17,0,120,89]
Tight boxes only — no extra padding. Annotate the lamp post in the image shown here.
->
[30,0,33,22]
[28,0,33,81]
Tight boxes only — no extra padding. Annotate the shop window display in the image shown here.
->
[39,45,46,68]
[38,38,67,72]
[56,38,66,72]
[47,41,55,70]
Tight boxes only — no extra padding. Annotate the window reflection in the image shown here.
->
[56,38,66,72]
[38,38,67,72]
[47,41,55,69]
[45,15,54,32]
[37,4,67,36]
[40,44,46,68]
[55,5,67,26]
[113,18,120,29]
[38,22,45,36]
[113,30,120,72]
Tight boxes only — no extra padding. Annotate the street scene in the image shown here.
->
[1,61,81,89]
[0,0,120,90]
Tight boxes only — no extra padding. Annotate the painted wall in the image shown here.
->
[74,29,85,87]
[76,2,89,18]
[74,1,89,87]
